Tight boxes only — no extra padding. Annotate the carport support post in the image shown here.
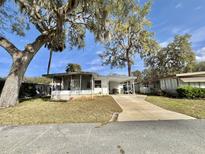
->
[51,78,54,92]
[80,75,82,94]
[61,77,64,90]
[133,80,135,95]
[127,82,129,94]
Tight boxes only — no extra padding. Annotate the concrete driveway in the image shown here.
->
[0,120,205,154]
[112,95,195,121]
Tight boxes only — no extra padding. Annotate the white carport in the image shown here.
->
[105,76,136,94]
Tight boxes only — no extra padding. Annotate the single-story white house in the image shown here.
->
[160,71,205,95]
[43,72,136,100]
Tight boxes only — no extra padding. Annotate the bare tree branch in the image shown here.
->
[0,36,20,56]
[59,0,80,15]
[24,34,48,54]
[17,0,48,32]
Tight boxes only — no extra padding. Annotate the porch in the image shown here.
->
[49,72,95,100]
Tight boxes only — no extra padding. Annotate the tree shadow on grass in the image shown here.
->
[19,96,68,103]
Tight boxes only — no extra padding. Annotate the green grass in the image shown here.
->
[0,96,122,125]
[146,96,205,119]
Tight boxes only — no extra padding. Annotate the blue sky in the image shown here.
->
[1,0,205,77]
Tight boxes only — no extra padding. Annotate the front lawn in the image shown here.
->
[146,96,205,119]
[0,96,122,125]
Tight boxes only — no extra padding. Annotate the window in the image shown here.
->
[86,81,91,89]
[95,80,101,88]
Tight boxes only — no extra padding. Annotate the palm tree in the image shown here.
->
[47,49,53,74]
[66,63,82,73]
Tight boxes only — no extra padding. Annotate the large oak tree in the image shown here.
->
[100,0,158,76]
[145,34,196,78]
[0,0,126,107]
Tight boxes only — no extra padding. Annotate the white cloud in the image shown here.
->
[159,40,170,47]
[164,26,205,44]
[195,6,202,10]
[85,65,104,72]
[171,27,191,35]
[51,60,69,69]
[88,58,101,65]
[191,26,205,43]
[172,27,181,34]
[196,47,205,62]
[160,25,191,35]
[175,3,182,9]
[85,57,104,72]
[96,50,103,55]
[181,28,191,34]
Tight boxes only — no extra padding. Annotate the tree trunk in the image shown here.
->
[0,51,40,107]
[47,49,53,74]
[127,62,131,77]
[0,34,48,107]
[0,65,23,107]
[126,49,132,77]
[0,58,29,107]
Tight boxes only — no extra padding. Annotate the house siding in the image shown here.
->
[94,79,109,95]
[160,74,205,96]
[160,78,178,95]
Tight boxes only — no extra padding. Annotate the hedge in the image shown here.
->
[177,86,205,99]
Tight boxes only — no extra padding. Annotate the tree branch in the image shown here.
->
[59,0,80,15]
[0,36,20,56]
[24,34,48,54]
[17,0,48,32]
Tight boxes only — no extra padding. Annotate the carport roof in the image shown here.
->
[96,75,136,83]
[43,72,97,78]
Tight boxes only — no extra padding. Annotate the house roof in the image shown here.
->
[180,77,205,83]
[176,71,205,77]
[96,75,136,83]
[43,72,97,78]
[160,72,205,80]
[43,72,136,83]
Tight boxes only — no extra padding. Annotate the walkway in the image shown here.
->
[112,95,195,121]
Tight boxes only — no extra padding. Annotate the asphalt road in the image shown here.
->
[0,120,205,154]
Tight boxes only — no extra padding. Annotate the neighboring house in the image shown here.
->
[19,83,51,98]
[135,83,151,94]
[43,72,136,100]
[135,81,160,94]
[160,71,205,95]
[0,79,51,98]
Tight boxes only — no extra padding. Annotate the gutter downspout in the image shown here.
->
[133,80,135,95]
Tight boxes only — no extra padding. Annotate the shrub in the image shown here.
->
[177,86,205,99]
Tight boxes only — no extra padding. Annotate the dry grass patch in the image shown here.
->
[0,96,122,125]
[146,96,205,119]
